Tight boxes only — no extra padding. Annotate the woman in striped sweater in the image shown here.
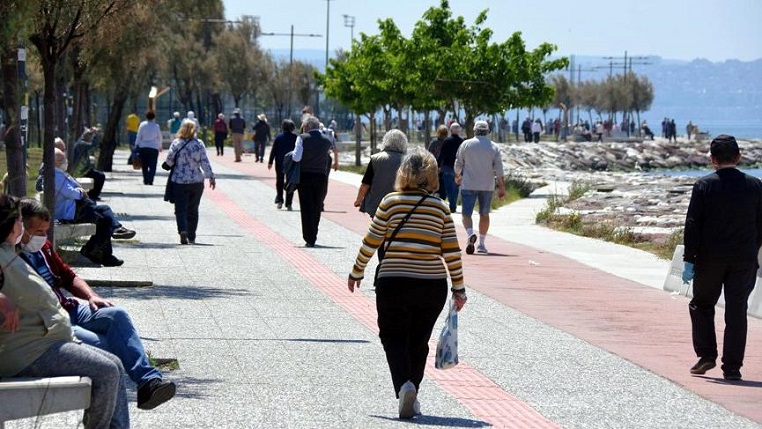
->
[348,147,467,419]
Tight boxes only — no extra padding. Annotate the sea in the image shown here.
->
[658,168,762,179]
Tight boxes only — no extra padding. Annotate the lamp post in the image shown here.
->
[342,14,355,45]
[260,27,322,119]
[316,0,334,118]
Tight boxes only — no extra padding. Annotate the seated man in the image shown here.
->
[51,148,135,266]
[19,199,176,410]
[72,127,106,200]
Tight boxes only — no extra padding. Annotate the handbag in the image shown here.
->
[435,300,459,370]
[374,194,428,285]
[131,151,142,170]
[163,139,193,204]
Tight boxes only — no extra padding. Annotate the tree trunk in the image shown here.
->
[98,92,128,172]
[1,47,27,197]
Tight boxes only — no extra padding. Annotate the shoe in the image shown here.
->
[476,244,488,254]
[180,232,188,245]
[465,233,477,255]
[286,205,293,211]
[690,357,716,375]
[102,255,124,267]
[80,246,103,265]
[723,369,742,381]
[188,239,195,245]
[112,227,136,240]
[305,242,315,248]
[398,381,417,419]
[277,203,283,209]
[137,379,177,410]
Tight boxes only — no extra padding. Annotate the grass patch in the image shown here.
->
[338,164,366,175]
[0,147,43,195]
[147,351,180,371]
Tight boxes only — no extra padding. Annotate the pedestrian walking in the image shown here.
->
[347,148,467,419]
[454,120,506,254]
[253,113,271,163]
[268,119,297,210]
[212,113,228,156]
[162,120,216,245]
[292,115,332,247]
[134,110,162,185]
[354,129,408,217]
[427,125,448,198]
[228,108,246,162]
[682,135,762,381]
[438,123,464,213]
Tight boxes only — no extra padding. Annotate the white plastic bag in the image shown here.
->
[435,300,459,369]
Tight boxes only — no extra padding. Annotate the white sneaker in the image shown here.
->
[476,244,488,254]
[398,381,417,419]
[413,399,421,416]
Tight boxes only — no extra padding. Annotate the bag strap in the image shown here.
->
[380,194,428,259]
[169,139,194,180]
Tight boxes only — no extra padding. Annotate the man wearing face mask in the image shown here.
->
[17,198,177,410]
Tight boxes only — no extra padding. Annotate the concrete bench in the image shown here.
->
[0,376,92,428]
[54,222,97,244]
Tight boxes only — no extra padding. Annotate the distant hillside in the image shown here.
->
[269,49,762,137]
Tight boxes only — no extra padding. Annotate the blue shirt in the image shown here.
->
[53,168,85,221]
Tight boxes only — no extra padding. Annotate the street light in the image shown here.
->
[260,27,322,118]
[342,14,355,45]
[316,0,334,118]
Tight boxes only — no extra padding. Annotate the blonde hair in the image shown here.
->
[395,147,439,192]
[436,125,448,140]
[177,120,196,140]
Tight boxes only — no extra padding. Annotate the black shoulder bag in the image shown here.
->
[374,194,428,286]
[163,139,193,203]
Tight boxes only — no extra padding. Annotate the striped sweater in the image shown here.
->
[350,191,464,290]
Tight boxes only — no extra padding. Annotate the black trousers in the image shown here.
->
[173,182,205,241]
[75,199,120,259]
[138,148,159,185]
[255,140,266,161]
[214,132,226,155]
[274,164,294,206]
[689,259,757,371]
[376,277,447,397]
[84,168,105,199]
[296,172,327,245]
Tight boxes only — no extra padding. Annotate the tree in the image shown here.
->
[212,16,263,109]
[0,1,34,197]
[28,0,127,218]
[630,74,654,135]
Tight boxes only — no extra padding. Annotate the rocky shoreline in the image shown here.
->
[500,137,762,244]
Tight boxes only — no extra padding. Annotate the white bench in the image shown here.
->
[54,222,97,245]
[0,376,92,428]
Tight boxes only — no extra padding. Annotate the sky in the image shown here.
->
[222,0,762,64]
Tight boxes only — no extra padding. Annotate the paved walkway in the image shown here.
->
[8,149,762,429]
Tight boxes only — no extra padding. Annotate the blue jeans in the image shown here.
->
[16,341,130,429]
[441,167,459,213]
[460,189,494,216]
[69,304,161,386]
[174,182,205,241]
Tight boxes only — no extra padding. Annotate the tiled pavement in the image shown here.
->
[7,148,762,429]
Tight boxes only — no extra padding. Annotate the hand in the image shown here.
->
[348,277,361,293]
[209,177,216,190]
[353,198,362,208]
[497,187,506,199]
[333,161,339,171]
[454,175,462,185]
[267,163,273,171]
[88,296,114,311]
[682,262,695,284]
[0,295,19,332]
[452,291,468,311]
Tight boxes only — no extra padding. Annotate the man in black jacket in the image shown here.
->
[292,115,332,247]
[682,134,762,381]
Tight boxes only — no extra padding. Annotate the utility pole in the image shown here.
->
[317,0,334,119]
[259,27,322,119]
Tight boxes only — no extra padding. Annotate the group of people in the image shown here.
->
[207,109,272,162]
[0,196,176,428]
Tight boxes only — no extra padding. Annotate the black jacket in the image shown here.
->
[684,167,762,265]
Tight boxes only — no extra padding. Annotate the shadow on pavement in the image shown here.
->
[120,214,175,221]
[702,376,762,388]
[284,338,370,344]
[370,414,491,427]
[109,285,257,301]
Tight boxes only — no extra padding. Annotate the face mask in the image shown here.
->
[14,225,24,245]
[23,235,46,253]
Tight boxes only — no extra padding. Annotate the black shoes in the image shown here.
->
[690,357,716,375]
[102,255,124,267]
[112,227,136,240]
[465,233,477,255]
[180,232,189,245]
[723,369,742,381]
[137,379,177,410]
